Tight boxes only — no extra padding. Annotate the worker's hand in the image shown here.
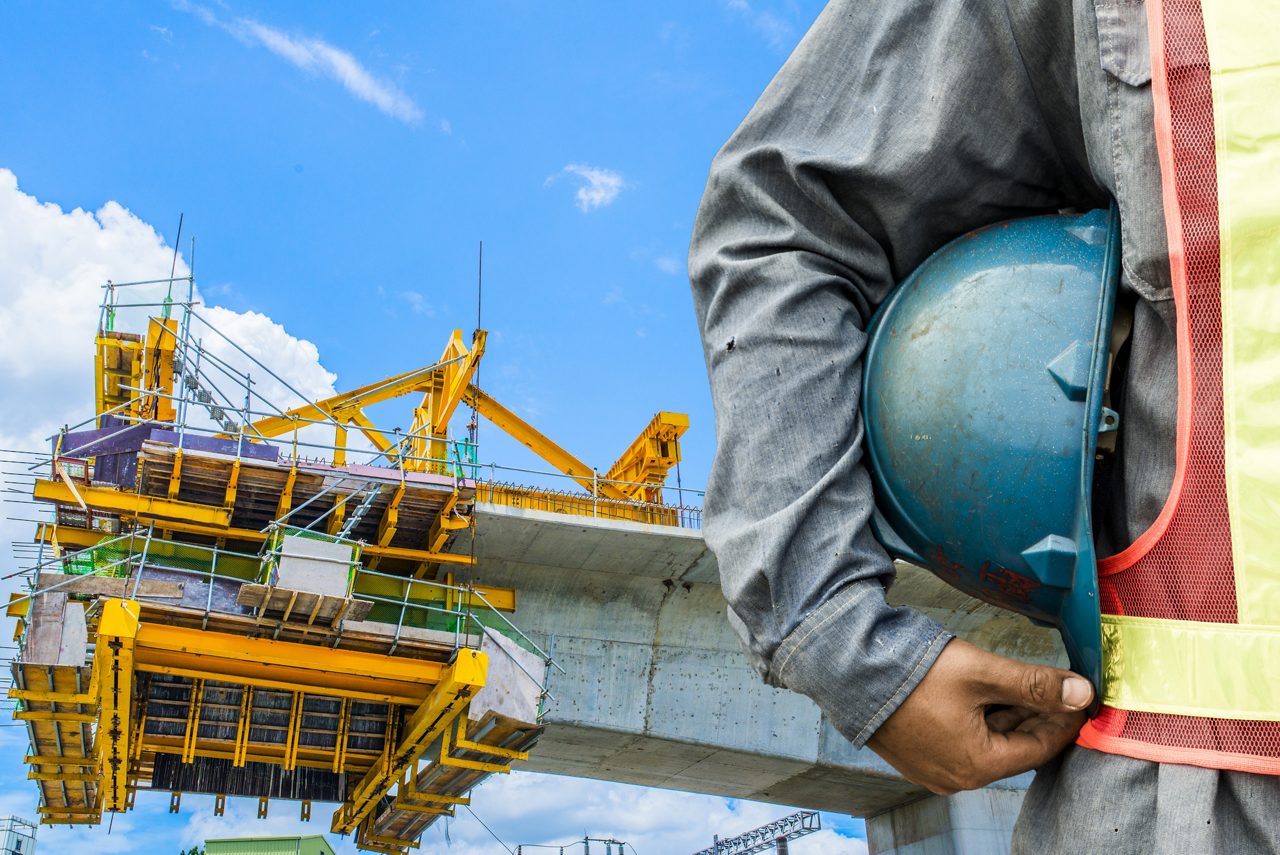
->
[866,638,1093,795]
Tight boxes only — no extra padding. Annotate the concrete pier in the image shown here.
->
[450,503,1066,829]
[865,788,1029,855]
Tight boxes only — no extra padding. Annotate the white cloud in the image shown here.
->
[0,167,341,608]
[0,168,337,456]
[549,163,626,212]
[398,289,435,316]
[175,1,424,125]
[723,0,796,52]
[655,255,683,276]
[411,772,870,854]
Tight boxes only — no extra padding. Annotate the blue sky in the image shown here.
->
[0,1,872,852]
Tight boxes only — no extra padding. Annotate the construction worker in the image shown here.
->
[689,1,1280,852]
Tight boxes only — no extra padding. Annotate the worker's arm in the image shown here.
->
[690,0,1103,781]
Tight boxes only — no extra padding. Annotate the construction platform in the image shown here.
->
[6,280,697,853]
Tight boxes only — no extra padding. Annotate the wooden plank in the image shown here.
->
[235,584,372,626]
[36,573,184,599]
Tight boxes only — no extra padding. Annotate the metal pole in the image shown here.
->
[129,523,156,599]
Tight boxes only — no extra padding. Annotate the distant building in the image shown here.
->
[204,835,336,855]
[0,817,37,855]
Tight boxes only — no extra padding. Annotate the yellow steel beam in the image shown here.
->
[138,662,417,706]
[130,692,148,761]
[181,678,205,764]
[365,830,420,851]
[276,461,299,519]
[167,449,184,501]
[26,755,97,767]
[332,697,351,774]
[245,362,445,440]
[9,687,95,705]
[603,411,690,502]
[139,734,378,774]
[34,522,101,551]
[331,649,487,835]
[34,480,231,527]
[233,686,253,768]
[407,330,486,472]
[403,789,470,807]
[37,517,476,569]
[14,710,96,723]
[423,491,470,556]
[283,691,304,771]
[463,385,630,501]
[223,459,241,510]
[28,771,99,782]
[132,622,445,704]
[393,797,455,816]
[96,598,139,813]
[140,317,179,423]
[454,716,529,762]
[345,408,397,456]
[37,806,101,816]
[432,330,485,434]
[376,483,407,548]
[356,839,407,855]
[439,720,512,774]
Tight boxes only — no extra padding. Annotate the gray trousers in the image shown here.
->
[1014,747,1280,854]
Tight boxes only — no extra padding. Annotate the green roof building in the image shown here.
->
[204,835,337,855]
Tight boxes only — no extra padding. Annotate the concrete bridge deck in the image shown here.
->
[449,504,1065,831]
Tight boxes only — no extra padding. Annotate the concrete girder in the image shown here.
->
[449,504,1060,818]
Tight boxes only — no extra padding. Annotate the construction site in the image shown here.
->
[1,275,703,853]
[1,259,1071,855]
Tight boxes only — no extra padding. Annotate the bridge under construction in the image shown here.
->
[4,275,1053,854]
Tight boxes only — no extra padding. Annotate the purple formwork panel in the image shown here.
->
[55,417,280,488]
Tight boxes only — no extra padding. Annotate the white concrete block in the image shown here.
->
[275,534,353,596]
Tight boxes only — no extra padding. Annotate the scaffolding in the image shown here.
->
[2,273,700,854]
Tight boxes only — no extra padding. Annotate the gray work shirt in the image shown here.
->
[689,0,1278,849]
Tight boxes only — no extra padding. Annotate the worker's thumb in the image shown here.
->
[989,659,1094,714]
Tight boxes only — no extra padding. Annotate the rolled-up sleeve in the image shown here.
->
[689,0,1099,745]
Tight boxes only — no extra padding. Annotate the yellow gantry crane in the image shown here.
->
[8,299,691,854]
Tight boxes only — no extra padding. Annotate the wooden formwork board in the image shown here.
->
[370,709,543,842]
[236,584,373,628]
[135,441,472,556]
[12,661,99,820]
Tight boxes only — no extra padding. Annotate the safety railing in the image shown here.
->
[6,527,561,707]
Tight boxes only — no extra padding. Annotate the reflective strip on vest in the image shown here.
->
[1101,617,1280,721]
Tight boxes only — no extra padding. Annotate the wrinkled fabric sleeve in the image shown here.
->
[689,0,1101,746]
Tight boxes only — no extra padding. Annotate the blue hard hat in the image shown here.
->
[862,207,1120,691]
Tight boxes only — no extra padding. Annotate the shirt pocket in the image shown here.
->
[1095,1,1152,86]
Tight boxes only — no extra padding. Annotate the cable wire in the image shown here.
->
[465,805,515,854]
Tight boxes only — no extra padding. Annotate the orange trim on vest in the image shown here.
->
[1095,0,1194,580]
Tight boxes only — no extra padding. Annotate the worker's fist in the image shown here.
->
[866,638,1093,795]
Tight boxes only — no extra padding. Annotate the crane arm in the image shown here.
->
[462,385,631,502]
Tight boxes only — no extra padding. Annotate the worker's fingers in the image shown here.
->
[979,656,1094,715]
[984,705,1036,734]
[981,711,1088,781]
